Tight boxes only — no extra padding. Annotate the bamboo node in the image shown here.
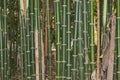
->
[72,54,77,57]
[27,77,31,79]
[62,25,67,27]
[66,12,71,15]
[66,77,72,79]
[78,53,83,56]
[62,5,67,7]
[56,61,61,63]
[90,62,95,64]
[30,12,34,15]
[66,64,71,66]
[62,44,66,46]
[116,17,120,19]
[71,69,77,71]
[83,11,87,14]
[61,60,66,63]
[66,31,71,33]
[66,49,71,51]
[74,20,79,23]
[117,71,120,73]
[83,30,88,33]
[90,22,94,26]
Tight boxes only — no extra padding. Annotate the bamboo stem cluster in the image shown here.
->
[0,0,119,80]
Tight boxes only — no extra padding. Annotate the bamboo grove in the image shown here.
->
[0,0,119,80]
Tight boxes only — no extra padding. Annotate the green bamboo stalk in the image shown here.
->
[20,16,24,80]
[23,12,27,80]
[78,1,84,80]
[102,0,107,34]
[19,0,24,79]
[25,0,31,79]
[3,0,8,79]
[107,0,112,18]
[30,0,36,79]
[83,0,89,79]
[90,0,95,73]
[66,0,71,79]
[54,0,61,80]
[61,0,67,80]
[72,0,79,80]
[46,0,52,79]
[0,3,4,80]
[117,0,120,79]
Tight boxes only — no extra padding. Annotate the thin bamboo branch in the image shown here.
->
[96,0,101,80]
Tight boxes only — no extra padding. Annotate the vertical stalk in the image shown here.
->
[30,0,36,79]
[96,0,101,79]
[0,3,4,80]
[38,0,42,79]
[66,0,71,79]
[25,0,31,79]
[34,0,39,79]
[20,0,24,79]
[117,0,120,79]
[3,0,8,79]
[61,0,67,80]
[46,0,52,79]
[102,0,107,34]
[54,0,61,80]
[78,1,84,80]
[72,0,79,80]
[83,0,89,79]
[90,0,95,73]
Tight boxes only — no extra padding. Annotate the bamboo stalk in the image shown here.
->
[102,0,107,34]
[54,0,61,80]
[66,0,71,79]
[25,0,31,79]
[78,1,84,80]
[83,0,89,79]
[3,0,8,79]
[72,0,79,80]
[117,0,120,79]
[61,0,67,80]
[37,0,42,79]
[19,0,24,79]
[46,0,52,79]
[90,0,95,73]
[0,3,4,80]
[30,0,36,79]
[96,0,101,80]
[34,0,40,79]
